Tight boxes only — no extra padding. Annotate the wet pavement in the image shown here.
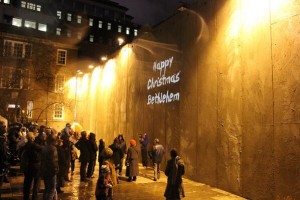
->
[1,161,246,200]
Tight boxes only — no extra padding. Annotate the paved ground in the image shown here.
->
[1,161,246,200]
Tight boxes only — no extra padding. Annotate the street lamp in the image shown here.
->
[74,70,83,122]
[118,37,124,46]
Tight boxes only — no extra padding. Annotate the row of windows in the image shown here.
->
[23,101,64,119]
[57,11,138,36]
[21,1,41,12]
[12,18,47,32]
[3,39,67,66]
[0,66,30,89]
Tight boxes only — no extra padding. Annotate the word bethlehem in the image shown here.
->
[147,91,180,105]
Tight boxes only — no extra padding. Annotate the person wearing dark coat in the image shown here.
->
[21,132,43,200]
[75,131,91,182]
[42,134,59,200]
[164,148,185,200]
[56,139,67,193]
[98,139,105,175]
[125,139,139,182]
[117,134,127,176]
[138,133,148,168]
[0,123,9,199]
[87,132,98,178]
[109,138,122,177]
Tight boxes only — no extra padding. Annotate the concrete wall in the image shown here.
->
[76,0,300,199]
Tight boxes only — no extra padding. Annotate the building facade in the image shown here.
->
[0,0,139,129]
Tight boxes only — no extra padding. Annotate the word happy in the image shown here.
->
[153,56,174,76]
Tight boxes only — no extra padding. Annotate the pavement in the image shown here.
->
[1,161,247,200]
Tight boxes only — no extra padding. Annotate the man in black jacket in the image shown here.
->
[75,131,91,182]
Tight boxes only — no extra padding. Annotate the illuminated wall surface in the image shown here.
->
[67,0,300,199]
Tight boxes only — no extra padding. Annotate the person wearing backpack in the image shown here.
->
[20,132,43,200]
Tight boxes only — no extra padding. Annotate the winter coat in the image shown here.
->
[151,144,165,164]
[75,137,91,163]
[89,133,98,161]
[126,146,139,177]
[164,156,185,199]
[21,141,43,173]
[98,140,105,165]
[41,144,59,178]
[109,143,122,167]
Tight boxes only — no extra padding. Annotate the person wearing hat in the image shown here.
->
[102,147,118,187]
[150,138,165,181]
[125,139,139,182]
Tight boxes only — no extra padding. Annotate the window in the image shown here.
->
[57,49,67,65]
[98,20,103,28]
[77,15,81,24]
[21,1,26,8]
[38,23,47,32]
[57,11,62,19]
[89,18,93,26]
[67,30,71,37]
[56,28,61,35]
[118,25,122,33]
[27,101,33,118]
[126,27,130,35]
[55,75,64,93]
[36,5,41,11]
[77,32,82,40]
[3,40,32,58]
[89,35,94,42]
[4,0,10,4]
[0,66,30,89]
[67,13,72,21]
[27,3,35,10]
[12,18,22,27]
[107,23,111,30]
[53,103,63,119]
[134,29,138,36]
[24,20,36,29]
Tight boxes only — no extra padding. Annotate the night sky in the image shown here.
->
[113,0,185,26]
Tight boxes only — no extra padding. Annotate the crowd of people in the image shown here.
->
[0,121,186,200]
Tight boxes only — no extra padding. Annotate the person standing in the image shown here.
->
[138,133,149,168]
[0,123,9,199]
[21,132,43,200]
[98,139,105,175]
[126,139,139,182]
[117,134,127,176]
[75,131,91,182]
[69,131,78,175]
[42,134,59,200]
[150,138,165,181]
[87,132,98,178]
[109,137,122,179]
[164,149,185,200]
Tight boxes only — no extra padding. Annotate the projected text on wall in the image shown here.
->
[147,56,180,105]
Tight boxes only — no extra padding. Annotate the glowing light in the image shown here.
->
[88,65,94,69]
[80,74,89,95]
[101,56,107,61]
[120,46,132,62]
[102,59,115,89]
[90,66,102,94]
[118,37,125,46]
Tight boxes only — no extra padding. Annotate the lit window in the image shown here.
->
[89,35,94,42]
[27,101,33,118]
[118,25,122,33]
[12,18,22,27]
[4,0,10,4]
[57,49,67,65]
[126,27,130,35]
[89,18,93,26]
[67,13,72,21]
[107,23,111,30]
[56,28,61,35]
[77,32,82,40]
[36,5,41,11]
[98,20,103,28]
[24,20,36,29]
[55,75,64,93]
[27,3,35,10]
[67,30,71,37]
[38,23,47,32]
[21,1,26,8]
[77,15,81,24]
[134,29,138,36]
[53,103,64,119]
[57,11,62,19]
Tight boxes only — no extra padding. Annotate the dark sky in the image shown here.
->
[113,0,184,26]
